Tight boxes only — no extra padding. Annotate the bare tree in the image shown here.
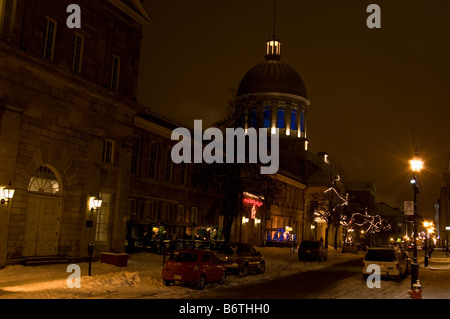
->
[194,102,282,243]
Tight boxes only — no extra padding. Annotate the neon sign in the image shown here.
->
[243,198,263,207]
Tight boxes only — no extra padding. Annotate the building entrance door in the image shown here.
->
[23,194,62,257]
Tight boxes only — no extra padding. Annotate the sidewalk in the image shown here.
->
[416,249,450,299]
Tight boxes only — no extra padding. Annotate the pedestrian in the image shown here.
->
[320,237,324,244]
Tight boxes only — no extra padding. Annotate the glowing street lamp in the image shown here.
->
[1,182,15,206]
[90,194,103,212]
[409,159,424,172]
[409,148,423,290]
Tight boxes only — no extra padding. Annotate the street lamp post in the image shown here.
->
[409,148,423,290]
[423,222,429,267]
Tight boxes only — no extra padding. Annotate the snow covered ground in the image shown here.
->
[0,247,449,299]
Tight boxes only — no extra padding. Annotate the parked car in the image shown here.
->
[212,243,265,276]
[298,240,327,262]
[362,247,409,282]
[342,242,358,254]
[356,242,368,251]
[342,242,367,253]
[162,249,226,290]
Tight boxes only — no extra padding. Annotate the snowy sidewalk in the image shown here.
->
[425,253,450,271]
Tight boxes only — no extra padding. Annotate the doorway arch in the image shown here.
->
[23,165,63,257]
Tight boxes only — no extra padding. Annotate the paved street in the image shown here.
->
[183,249,450,299]
[196,258,361,299]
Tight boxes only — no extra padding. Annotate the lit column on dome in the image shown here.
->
[265,37,281,60]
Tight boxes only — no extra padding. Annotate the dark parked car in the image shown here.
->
[356,242,368,251]
[342,242,358,253]
[298,240,327,262]
[213,243,265,276]
[162,249,226,290]
[342,242,366,253]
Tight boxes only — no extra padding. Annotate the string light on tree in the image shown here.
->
[348,209,391,234]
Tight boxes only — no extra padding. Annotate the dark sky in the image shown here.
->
[137,0,450,220]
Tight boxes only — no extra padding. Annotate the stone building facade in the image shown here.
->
[126,112,224,252]
[0,0,151,267]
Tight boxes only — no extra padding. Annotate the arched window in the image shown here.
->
[28,166,60,194]
[290,108,297,131]
[263,106,271,128]
[277,106,285,128]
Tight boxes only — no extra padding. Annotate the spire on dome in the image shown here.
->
[265,0,281,61]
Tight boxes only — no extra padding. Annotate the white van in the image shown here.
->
[362,247,409,281]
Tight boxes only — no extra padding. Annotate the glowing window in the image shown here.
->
[28,166,60,194]
[290,109,297,131]
[300,111,305,133]
[95,193,110,242]
[277,107,285,128]
[263,106,271,128]
[249,109,257,128]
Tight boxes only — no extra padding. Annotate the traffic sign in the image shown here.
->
[404,201,414,215]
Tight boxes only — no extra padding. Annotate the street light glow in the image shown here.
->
[409,159,423,172]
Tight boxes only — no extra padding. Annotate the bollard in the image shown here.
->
[407,280,422,299]
[87,243,95,276]
[410,260,419,290]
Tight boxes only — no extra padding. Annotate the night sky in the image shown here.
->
[137,0,450,220]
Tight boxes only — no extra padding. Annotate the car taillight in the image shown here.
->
[193,264,200,271]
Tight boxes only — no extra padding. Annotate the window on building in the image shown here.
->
[177,205,185,223]
[145,201,155,221]
[102,139,115,164]
[161,204,169,221]
[180,162,187,185]
[249,108,257,128]
[263,106,271,128]
[131,137,141,175]
[0,0,6,35]
[277,106,285,128]
[43,17,57,60]
[128,199,137,221]
[300,111,305,133]
[28,166,60,194]
[148,141,158,178]
[95,193,111,243]
[72,33,84,73]
[110,55,121,90]
[190,207,198,224]
[290,108,297,131]
[165,149,173,182]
